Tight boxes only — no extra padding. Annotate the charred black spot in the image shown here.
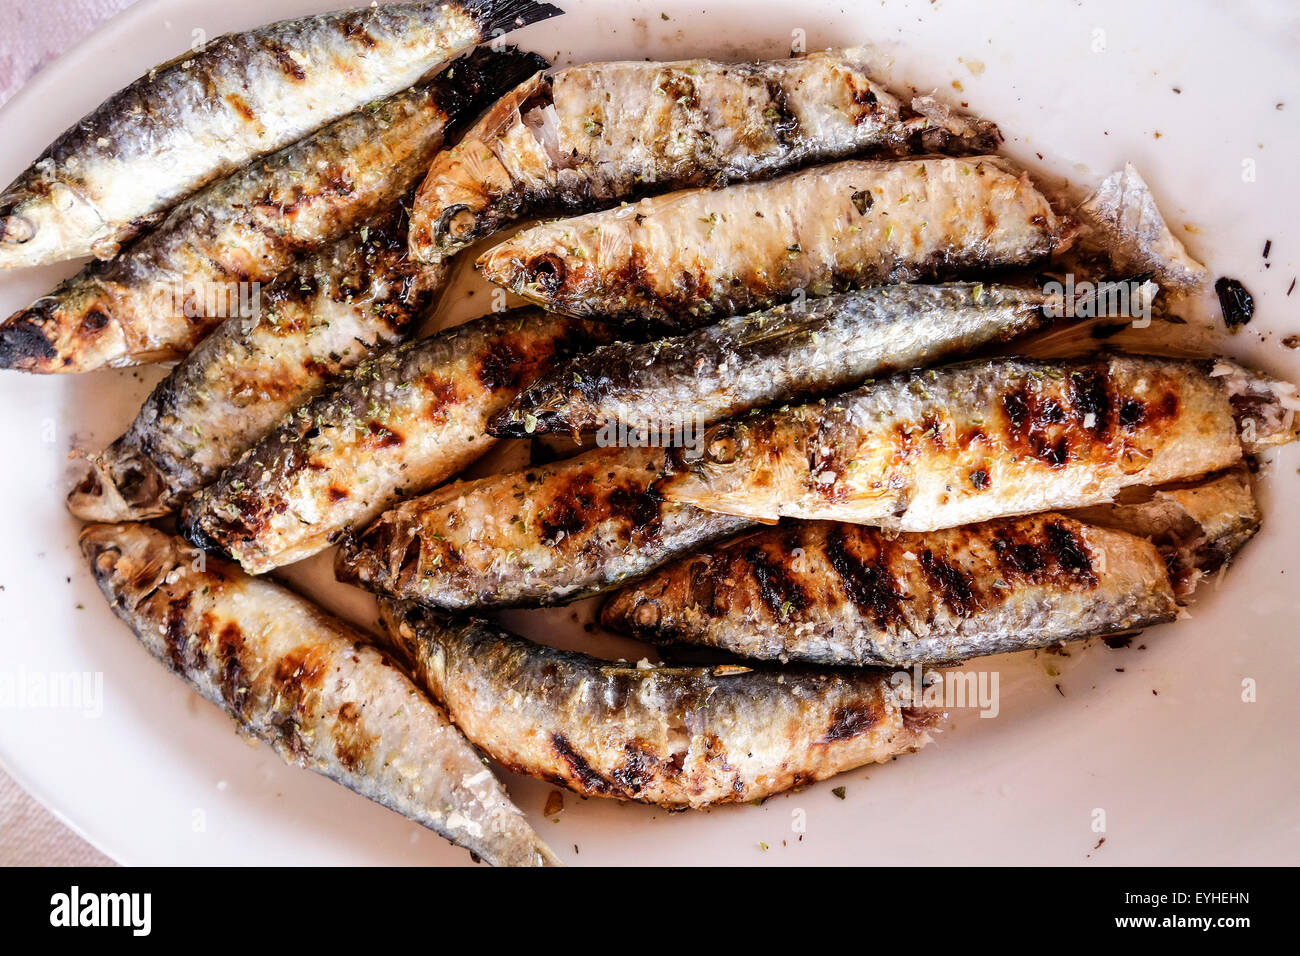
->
[163,593,194,674]
[824,526,904,629]
[746,545,807,618]
[327,486,349,502]
[538,475,595,545]
[763,78,799,143]
[609,483,662,536]
[969,468,990,490]
[1119,398,1147,428]
[851,189,874,214]
[259,38,307,81]
[1044,522,1094,578]
[477,339,523,390]
[822,703,878,743]
[215,621,247,718]
[0,317,56,368]
[1038,436,1069,467]
[993,535,1046,577]
[919,550,976,617]
[1069,368,1112,435]
[610,744,656,794]
[1002,388,1029,430]
[1214,277,1254,329]
[339,15,377,47]
[364,420,404,448]
[552,733,616,795]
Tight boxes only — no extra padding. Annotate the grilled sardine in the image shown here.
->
[409,48,999,262]
[1,47,547,373]
[601,514,1176,666]
[67,204,447,521]
[81,522,558,867]
[477,156,1072,330]
[658,355,1299,528]
[0,0,562,270]
[337,446,753,608]
[378,601,940,808]
[492,282,1059,438]
[180,309,604,574]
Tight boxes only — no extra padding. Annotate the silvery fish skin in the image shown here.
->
[0,47,548,373]
[1067,465,1260,599]
[601,514,1176,667]
[409,48,1000,262]
[180,309,605,574]
[658,354,1299,528]
[337,445,753,608]
[491,282,1059,438]
[67,205,448,522]
[81,523,559,867]
[378,600,940,808]
[0,0,563,270]
[477,156,1072,330]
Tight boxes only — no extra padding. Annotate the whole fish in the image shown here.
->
[181,309,605,574]
[67,204,447,522]
[0,0,562,270]
[337,446,753,608]
[81,522,558,867]
[378,600,940,808]
[1067,465,1260,598]
[409,48,1000,262]
[476,156,1073,330]
[491,282,1060,438]
[658,354,1300,528]
[0,47,548,374]
[600,514,1176,666]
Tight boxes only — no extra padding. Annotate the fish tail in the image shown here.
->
[466,0,564,38]
[426,44,550,133]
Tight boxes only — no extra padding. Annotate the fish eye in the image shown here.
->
[706,435,738,464]
[435,205,478,242]
[526,253,567,295]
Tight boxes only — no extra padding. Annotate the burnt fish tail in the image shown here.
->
[336,445,754,609]
[477,155,1072,331]
[658,354,1296,529]
[490,282,1059,438]
[67,204,448,522]
[0,0,562,270]
[0,46,547,374]
[409,48,1000,262]
[378,600,941,809]
[180,309,608,575]
[600,513,1177,666]
[80,522,559,867]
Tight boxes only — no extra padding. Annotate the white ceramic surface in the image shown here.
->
[0,0,1296,866]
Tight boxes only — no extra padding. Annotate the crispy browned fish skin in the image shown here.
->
[410,48,1000,261]
[0,0,562,269]
[67,205,447,522]
[659,354,1297,529]
[477,156,1072,330]
[0,47,547,373]
[491,282,1058,438]
[378,600,940,808]
[81,522,559,867]
[180,309,607,574]
[601,514,1176,666]
[337,446,753,608]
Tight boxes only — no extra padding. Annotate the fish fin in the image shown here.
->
[467,0,565,37]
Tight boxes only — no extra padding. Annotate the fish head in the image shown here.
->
[410,71,551,263]
[476,217,613,316]
[0,181,108,269]
[658,416,789,522]
[79,522,213,607]
[66,449,172,522]
[0,277,129,373]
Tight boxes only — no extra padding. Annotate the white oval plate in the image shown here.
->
[1,0,1297,866]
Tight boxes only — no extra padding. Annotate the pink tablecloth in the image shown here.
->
[0,0,139,866]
